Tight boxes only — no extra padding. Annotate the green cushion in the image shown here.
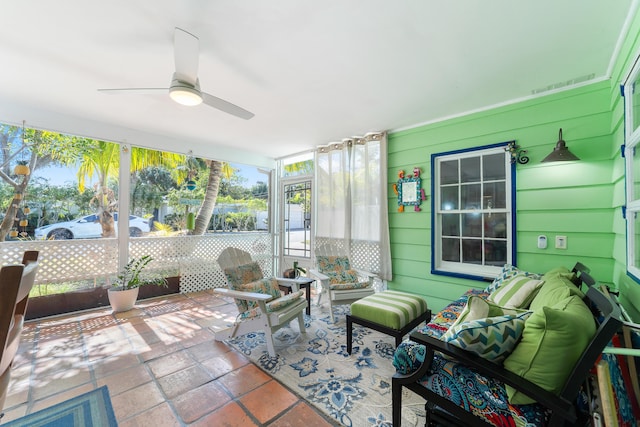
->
[351,290,428,330]
[529,274,585,313]
[503,295,596,404]
[441,312,531,363]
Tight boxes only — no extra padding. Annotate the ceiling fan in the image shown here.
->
[98,27,254,120]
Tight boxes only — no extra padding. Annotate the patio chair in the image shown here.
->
[214,247,307,357]
[1,251,39,414]
[309,255,375,323]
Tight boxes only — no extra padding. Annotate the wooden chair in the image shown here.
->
[309,255,375,322]
[214,247,306,357]
[0,251,39,414]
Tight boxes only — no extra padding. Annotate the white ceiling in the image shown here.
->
[0,1,635,167]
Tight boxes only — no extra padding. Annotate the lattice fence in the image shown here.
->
[0,232,273,293]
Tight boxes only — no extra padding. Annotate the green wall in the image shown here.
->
[609,8,640,321]
[387,9,640,319]
[387,82,629,315]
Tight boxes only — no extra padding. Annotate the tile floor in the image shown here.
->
[2,289,335,426]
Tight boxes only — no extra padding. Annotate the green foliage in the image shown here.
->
[114,255,167,291]
[225,212,256,230]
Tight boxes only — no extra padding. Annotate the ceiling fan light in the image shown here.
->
[169,86,202,106]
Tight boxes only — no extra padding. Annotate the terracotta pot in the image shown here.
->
[107,287,139,313]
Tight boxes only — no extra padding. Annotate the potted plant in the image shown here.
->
[283,261,306,279]
[107,255,167,312]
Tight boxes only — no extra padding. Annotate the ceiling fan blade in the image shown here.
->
[201,92,255,120]
[98,88,169,95]
[174,27,199,85]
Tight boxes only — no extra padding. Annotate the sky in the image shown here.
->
[32,162,267,188]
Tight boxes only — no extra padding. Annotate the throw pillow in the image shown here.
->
[485,264,542,293]
[450,295,528,330]
[529,274,585,312]
[316,255,351,274]
[441,312,531,363]
[488,275,545,309]
[393,340,426,375]
[503,295,597,404]
[224,262,264,287]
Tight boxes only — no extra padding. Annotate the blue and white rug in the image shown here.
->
[227,304,426,427]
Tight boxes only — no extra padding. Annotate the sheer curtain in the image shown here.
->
[315,131,392,281]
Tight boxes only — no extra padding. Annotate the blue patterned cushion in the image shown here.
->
[392,340,426,374]
[441,312,531,363]
[419,355,546,426]
[485,264,541,294]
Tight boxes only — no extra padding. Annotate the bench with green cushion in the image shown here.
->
[347,290,430,354]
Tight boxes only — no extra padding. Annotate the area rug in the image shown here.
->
[3,386,117,427]
[227,304,427,427]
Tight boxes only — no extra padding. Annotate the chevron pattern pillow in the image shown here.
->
[441,311,532,363]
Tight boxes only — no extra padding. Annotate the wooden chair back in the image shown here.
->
[0,250,39,412]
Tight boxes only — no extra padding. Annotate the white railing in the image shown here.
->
[0,232,274,293]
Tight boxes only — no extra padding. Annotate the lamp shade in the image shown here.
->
[541,128,579,162]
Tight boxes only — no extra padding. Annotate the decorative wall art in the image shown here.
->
[393,167,426,212]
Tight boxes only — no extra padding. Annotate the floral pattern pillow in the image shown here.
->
[231,277,281,313]
[224,262,264,287]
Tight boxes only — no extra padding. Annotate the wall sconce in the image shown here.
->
[541,128,580,162]
[505,141,529,164]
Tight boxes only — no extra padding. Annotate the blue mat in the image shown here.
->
[4,386,117,427]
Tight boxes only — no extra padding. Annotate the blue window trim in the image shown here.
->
[430,141,517,281]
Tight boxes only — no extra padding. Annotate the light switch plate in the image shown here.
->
[537,235,547,249]
[555,235,567,249]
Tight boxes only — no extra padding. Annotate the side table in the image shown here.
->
[278,277,315,315]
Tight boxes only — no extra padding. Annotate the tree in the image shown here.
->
[77,142,183,237]
[0,124,90,241]
[192,161,234,235]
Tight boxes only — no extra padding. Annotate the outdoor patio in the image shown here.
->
[2,289,334,426]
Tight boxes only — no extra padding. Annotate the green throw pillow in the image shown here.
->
[503,295,596,404]
[488,275,545,309]
[529,274,585,313]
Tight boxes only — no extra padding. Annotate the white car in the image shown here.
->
[34,213,150,240]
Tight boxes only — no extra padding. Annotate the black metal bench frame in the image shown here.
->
[392,271,622,427]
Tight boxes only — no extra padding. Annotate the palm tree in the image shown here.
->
[77,141,183,237]
[192,160,234,235]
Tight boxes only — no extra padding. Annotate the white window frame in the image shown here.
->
[623,55,640,282]
[431,143,516,279]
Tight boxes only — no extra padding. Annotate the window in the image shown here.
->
[623,57,640,281]
[432,143,515,279]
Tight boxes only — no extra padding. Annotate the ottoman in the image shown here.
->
[347,290,430,354]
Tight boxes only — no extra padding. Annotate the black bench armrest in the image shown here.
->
[394,331,575,418]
